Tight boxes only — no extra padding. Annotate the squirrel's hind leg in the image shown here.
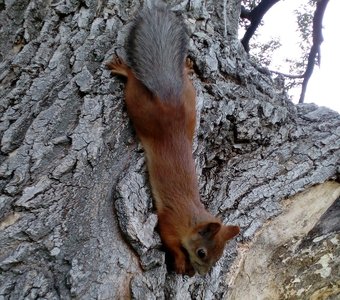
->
[107,56,129,77]
[185,58,194,76]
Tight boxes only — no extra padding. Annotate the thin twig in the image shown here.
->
[269,69,304,79]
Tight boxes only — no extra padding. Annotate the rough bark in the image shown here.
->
[0,0,339,299]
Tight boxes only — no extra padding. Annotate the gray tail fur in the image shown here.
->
[126,6,189,102]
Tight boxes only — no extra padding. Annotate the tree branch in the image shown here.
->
[241,0,281,53]
[240,5,251,19]
[269,69,305,79]
[299,0,329,103]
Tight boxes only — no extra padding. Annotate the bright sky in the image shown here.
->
[245,0,340,113]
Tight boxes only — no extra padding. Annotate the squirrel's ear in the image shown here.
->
[198,222,221,238]
[223,225,240,241]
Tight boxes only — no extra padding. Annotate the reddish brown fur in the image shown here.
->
[107,57,239,275]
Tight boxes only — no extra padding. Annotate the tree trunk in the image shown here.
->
[0,0,339,299]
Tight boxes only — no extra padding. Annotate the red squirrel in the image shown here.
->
[107,6,240,276]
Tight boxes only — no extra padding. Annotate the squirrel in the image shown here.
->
[107,5,240,276]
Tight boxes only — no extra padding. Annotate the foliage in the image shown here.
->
[292,1,316,73]
[239,0,324,101]
[242,0,262,10]
[250,37,281,67]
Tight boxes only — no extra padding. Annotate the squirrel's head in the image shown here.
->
[182,222,240,275]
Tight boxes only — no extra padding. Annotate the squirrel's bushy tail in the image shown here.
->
[126,6,189,102]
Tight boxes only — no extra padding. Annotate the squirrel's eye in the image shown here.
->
[197,248,207,259]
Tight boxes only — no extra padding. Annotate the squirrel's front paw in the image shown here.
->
[184,262,195,277]
[174,256,187,274]
[174,255,195,276]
